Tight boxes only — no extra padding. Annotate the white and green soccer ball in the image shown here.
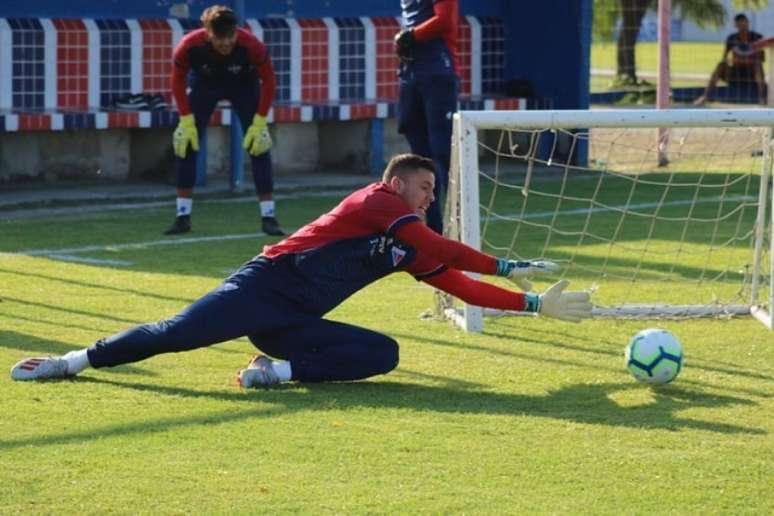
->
[625,328,684,384]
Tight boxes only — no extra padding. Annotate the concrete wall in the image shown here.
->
[0,130,130,184]
[0,120,411,185]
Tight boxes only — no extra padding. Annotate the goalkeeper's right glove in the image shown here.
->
[495,259,559,292]
[524,280,593,323]
[173,114,199,158]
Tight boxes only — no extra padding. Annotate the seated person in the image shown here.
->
[694,13,765,105]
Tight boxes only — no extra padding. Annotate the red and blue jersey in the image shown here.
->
[400,0,459,76]
[259,182,527,316]
[259,183,446,315]
[171,28,276,116]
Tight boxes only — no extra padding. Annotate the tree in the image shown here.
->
[594,0,769,85]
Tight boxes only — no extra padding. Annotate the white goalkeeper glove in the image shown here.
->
[495,258,559,291]
[523,279,593,323]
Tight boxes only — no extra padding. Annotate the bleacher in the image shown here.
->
[0,15,538,133]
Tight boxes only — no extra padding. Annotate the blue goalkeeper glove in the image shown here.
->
[523,280,593,323]
[243,114,273,156]
[495,259,558,291]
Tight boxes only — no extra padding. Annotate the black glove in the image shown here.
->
[394,29,416,61]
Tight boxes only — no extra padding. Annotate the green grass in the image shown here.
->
[1,186,773,513]
[591,41,725,92]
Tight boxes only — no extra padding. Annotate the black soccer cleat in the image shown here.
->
[261,216,285,236]
[164,215,191,235]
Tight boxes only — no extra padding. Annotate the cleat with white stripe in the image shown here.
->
[237,355,280,388]
[10,356,70,381]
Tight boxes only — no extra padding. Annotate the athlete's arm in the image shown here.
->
[393,220,498,275]
[423,268,525,311]
[412,0,457,42]
[171,39,192,115]
[249,40,276,117]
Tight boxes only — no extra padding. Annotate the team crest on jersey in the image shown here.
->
[391,246,407,266]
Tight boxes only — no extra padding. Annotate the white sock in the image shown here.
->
[177,197,192,216]
[272,360,292,382]
[62,349,91,375]
[260,200,275,218]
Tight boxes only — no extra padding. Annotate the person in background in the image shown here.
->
[694,13,766,106]
[395,0,460,234]
[166,4,284,236]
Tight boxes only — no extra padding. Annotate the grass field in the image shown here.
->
[1,182,773,513]
[591,41,726,92]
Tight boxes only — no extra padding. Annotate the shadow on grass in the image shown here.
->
[0,375,764,450]
[3,312,117,334]
[0,267,194,305]
[1,296,142,326]
[0,330,153,376]
[390,330,624,375]
[483,325,774,385]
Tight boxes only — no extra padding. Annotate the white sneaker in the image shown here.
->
[11,356,70,381]
[237,355,280,388]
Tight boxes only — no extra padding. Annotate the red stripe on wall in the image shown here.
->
[53,19,89,109]
[299,19,329,102]
[373,17,400,100]
[107,111,139,128]
[18,114,52,131]
[139,19,173,100]
[457,17,472,96]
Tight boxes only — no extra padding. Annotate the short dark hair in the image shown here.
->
[734,13,748,23]
[382,154,435,183]
[201,5,238,38]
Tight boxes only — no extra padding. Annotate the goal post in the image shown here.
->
[442,109,774,331]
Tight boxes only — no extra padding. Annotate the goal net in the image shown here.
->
[440,109,774,332]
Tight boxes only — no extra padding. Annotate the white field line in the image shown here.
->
[483,194,756,222]
[0,188,358,221]
[4,193,757,267]
[46,254,134,266]
[12,231,286,257]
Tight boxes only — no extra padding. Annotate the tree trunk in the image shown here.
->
[616,0,652,83]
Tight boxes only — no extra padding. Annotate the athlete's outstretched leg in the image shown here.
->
[10,262,291,381]
[246,319,399,383]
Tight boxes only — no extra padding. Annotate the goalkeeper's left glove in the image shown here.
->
[242,114,273,156]
[495,259,559,291]
[394,29,416,61]
[523,280,593,323]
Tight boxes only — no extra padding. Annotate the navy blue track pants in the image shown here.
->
[397,72,459,234]
[86,259,399,382]
[176,77,273,195]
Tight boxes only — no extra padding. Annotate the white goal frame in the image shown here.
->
[447,109,774,332]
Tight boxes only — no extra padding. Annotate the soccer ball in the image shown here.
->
[625,328,683,384]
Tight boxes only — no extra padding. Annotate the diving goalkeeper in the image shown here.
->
[11,154,593,387]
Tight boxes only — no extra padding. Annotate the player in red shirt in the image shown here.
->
[394,0,460,234]
[11,154,593,386]
[166,5,284,236]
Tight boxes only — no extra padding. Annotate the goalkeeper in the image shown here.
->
[11,154,593,386]
[166,5,284,236]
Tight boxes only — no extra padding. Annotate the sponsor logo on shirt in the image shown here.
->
[391,246,407,267]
